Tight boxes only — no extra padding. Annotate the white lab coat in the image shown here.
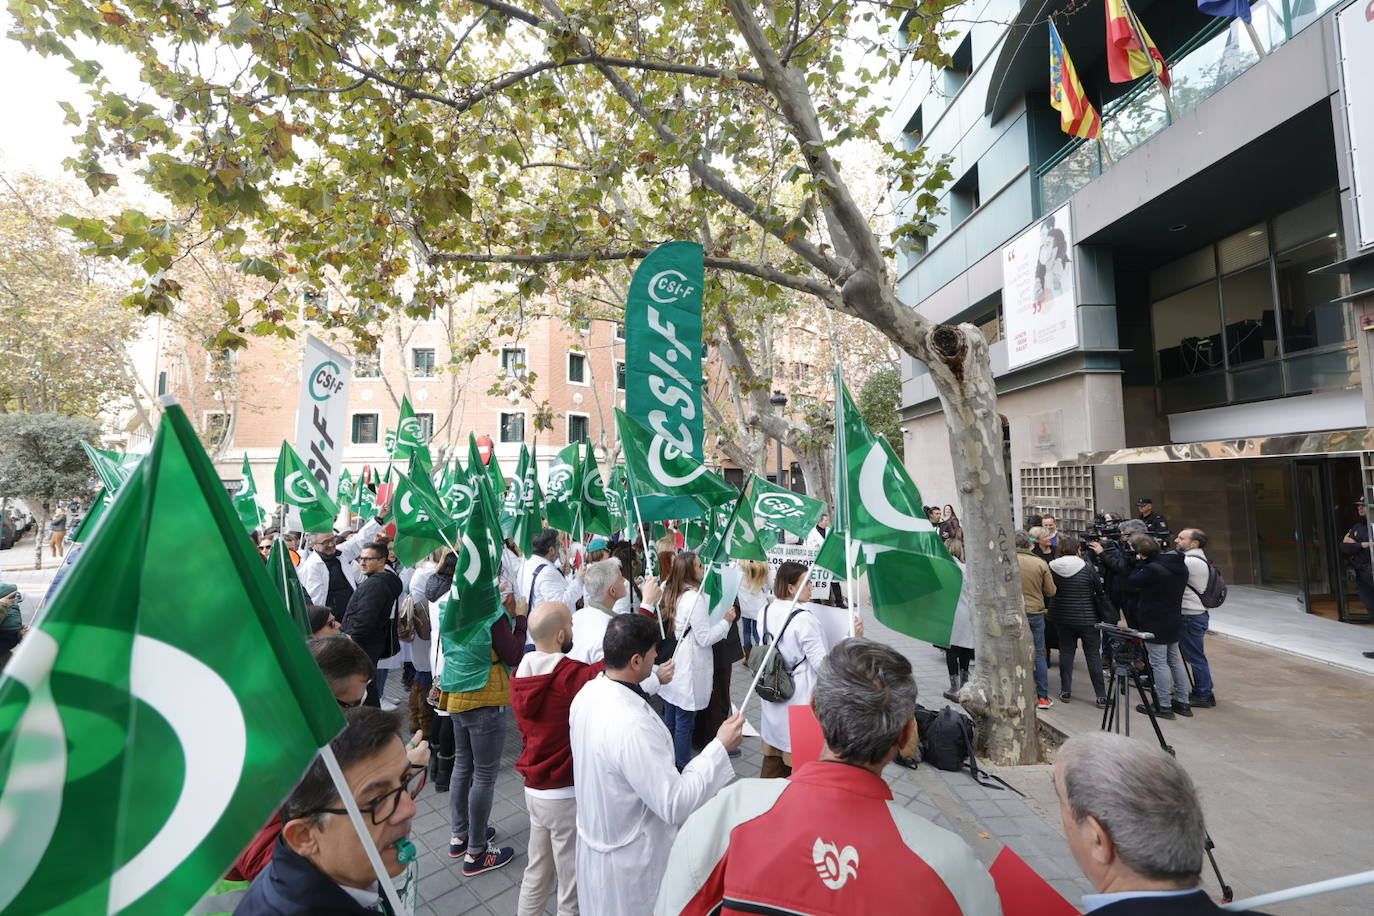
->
[518,554,586,610]
[758,599,829,753]
[401,562,436,673]
[297,517,382,606]
[657,589,728,712]
[570,675,734,916]
[568,603,664,695]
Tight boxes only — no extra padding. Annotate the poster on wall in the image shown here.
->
[1338,1,1374,251]
[1001,205,1079,369]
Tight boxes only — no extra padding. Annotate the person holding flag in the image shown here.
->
[657,550,739,771]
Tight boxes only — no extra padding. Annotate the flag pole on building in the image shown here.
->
[1242,20,1267,58]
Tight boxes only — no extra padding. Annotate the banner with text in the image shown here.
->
[624,241,705,464]
[765,543,834,588]
[293,334,352,500]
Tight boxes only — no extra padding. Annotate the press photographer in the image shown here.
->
[1086,517,1149,629]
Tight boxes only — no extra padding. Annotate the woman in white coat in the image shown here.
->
[758,560,830,779]
[656,551,736,770]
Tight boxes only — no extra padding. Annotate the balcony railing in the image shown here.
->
[1036,0,1341,214]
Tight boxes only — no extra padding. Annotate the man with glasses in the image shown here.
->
[299,515,383,617]
[342,542,404,707]
[234,707,424,916]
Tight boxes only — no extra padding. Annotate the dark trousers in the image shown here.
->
[692,651,734,749]
[945,646,974,678]
[1356,569,1374,616]
[1057,622,1106,699]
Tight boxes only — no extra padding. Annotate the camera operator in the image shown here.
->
[1126,534,1191,720]
[1086,518,1148,629]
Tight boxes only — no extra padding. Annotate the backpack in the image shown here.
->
[915,704,1024,795]
[748,608,804,703]
[1186,557,1228,608]
[396,594,431,642]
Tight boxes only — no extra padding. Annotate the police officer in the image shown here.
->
[1340,498,1374,658]
[1135,497,1170,538]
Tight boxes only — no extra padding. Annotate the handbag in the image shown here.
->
[748,607,805,703]
[397,594,432,642]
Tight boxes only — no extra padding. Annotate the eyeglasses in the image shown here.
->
[337,681,372,709]
[258,545,272,553]
[309,764,426,825]
[359,554,384,563]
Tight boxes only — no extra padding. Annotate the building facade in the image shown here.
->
[893,0,1374,622]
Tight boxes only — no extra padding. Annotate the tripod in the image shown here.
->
[1098,628,1234,902]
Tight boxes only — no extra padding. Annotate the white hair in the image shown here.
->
[583,558,625,606]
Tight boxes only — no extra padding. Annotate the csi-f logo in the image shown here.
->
[648,269,697,304]
[756,492,807,520]
[308,361,345,402]
[282,471,319,505]
[646,304,698,455]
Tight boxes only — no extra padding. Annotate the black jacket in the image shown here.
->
[233,836,392,915]
[1097,542,1140,626]
[1091,889,1267,916]
[1127,551,1188,644]
[341,569,403,661]
[1047,556,1099,628]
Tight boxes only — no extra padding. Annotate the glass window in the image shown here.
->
[415,413,434,441]
[1276,235,1349,353]
[1286,348,1359,393]
[614,322,625,341]
[1232,363,1284,402]
[616,360,626,390]
[500,413,525,443]
[411,348,436,377]
[1152,283,1222,380]
[568,352,587,384]
[1150,246,1215,300]
[352,413,380,444]
[1219,265,1277,365]
[568,414,590,443]
[355,352,381,378]
[501,347,527,376]
[1218,224,1268,273]
[1275,193,1339,252]
[204,412,230,447]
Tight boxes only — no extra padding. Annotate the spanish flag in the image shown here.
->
[1049,21,1100,139]
[1105,0,1171,87]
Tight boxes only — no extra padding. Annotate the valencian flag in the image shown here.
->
[616,409,735,522]
[274,442,340,533]
[835,368,962,645]
[0,402,343,916]
[437,476,504,654]
[1049,21,1100,139]
[233,454,267,532]
[1198,0,1251,23]
[267,538,312,636]
[544,443,582,534]
[1106,0,1171,87]
[748,473,826,539]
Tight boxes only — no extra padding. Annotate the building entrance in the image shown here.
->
[1293,456,1370,623]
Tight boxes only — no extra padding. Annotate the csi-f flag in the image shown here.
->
[233,454,267,532]
[274,441,340,533]
[437,477,505,665]
[82,441,137,494]
[579,441,615,537]
[500,444,543,555]
[835,368,962,645]
[267,538,312,636]
[390,395,431,468]
[544,443,582,534]
[0,402,343,916]
[390,464,456,567]
[616,409,735,522]
[748,473,825,539]
[714,491,770,564]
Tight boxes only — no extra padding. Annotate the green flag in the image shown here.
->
[604,465,630,532]
[233,454,267,532]
[390,466,455,567]
[267,539,312,636]
[390,396,432,469]
[0,402,343,916]
[835,368,962,644]
[616,409,734,522]
[439,460,476,530]
[274,442,340,533]
[623,241,706,463]
[82,442,135,494]
[748,473,826,539]
[700,562,743,626]
[467,436,504,549]
[437,481,504,661]
[544,443,583,535]
[335,469,357,507]
[713,491,769,563]
[579,442,615,537]
[499,445,543,555]
[69,488,111,544]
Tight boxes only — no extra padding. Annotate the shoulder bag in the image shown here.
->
[748,606,805,703]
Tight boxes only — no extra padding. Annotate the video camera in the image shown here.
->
[1095,622,1154,643]
[1082,512,1123,545]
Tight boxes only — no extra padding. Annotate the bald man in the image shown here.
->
[510,602,600,916]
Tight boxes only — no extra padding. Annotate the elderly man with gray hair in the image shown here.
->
[1055,732,1267,915]
[656,638,1001,915]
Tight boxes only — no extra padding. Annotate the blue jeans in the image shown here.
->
[740,618,760,649]
[450,705,507,855]
[1178,612,1213,700]
[661,702,696,770]
[1027,613,1049,700]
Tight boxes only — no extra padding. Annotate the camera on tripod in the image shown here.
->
[1095,622,1154,643]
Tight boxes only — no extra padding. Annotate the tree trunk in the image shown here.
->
[793,443,833,509]
[32,501,48,571]
[920,324,1037,765]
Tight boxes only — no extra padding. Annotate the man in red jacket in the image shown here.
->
[509,601,602,916]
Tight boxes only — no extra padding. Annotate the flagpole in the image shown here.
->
[844,527,859,638]
[319,745,407,916]
[629,490,665,640]
[740,564,816,720]
[833,363,859,638]
[1242,20,1267,59]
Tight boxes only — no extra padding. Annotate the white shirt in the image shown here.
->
[736,584,768,620]
[657,588,729,711]
[297,517,383,606]
[519,554,586,611]
[570,675,734,916]
[568,602,664,695]
[500,547,523,599]
[758,598,830,752]
[1181,549,1209,614]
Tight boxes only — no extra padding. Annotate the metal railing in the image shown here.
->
[1035,0,1341,214]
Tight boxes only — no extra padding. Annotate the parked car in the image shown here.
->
[0,514,15,549]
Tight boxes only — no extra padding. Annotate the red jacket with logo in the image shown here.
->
[510,653,603,790]
[655,761,1002,915]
